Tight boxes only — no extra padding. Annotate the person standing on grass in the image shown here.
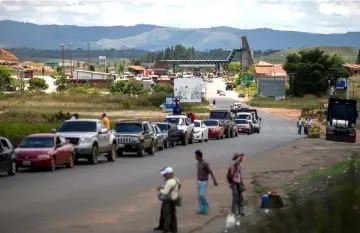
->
[101,113,110,130]
[303,118,308,134]
[227,153,246,217]
[297,117,303,135]
[195,150,218,215]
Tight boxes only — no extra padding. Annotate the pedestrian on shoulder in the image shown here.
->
[297,117,302,135]
[195,150,218,215]
[303,118,308,134]
[101,113,110,130]
[155,166,181,233]
[227,153,246,217]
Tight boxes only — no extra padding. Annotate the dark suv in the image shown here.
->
[209,110,238,138]
[0,137,16,176]
[113,121,156,157]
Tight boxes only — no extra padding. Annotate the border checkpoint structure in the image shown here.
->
[159,36,254,73]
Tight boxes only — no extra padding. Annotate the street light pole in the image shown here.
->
[87,42,91,71]
[68,43,72,77]
[60,44,65,75]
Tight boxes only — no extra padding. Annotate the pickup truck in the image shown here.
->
[54,119,117,164]
[163,114,195,145]
[209,110,237,138]
[113,121,156,157]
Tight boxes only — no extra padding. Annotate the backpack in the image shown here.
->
[172,179,182,207]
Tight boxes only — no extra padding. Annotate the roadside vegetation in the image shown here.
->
[237,153,360,233]
[0,65,210,139]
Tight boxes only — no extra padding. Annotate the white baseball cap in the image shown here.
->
[160,166,174,175]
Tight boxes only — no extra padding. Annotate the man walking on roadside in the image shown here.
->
[227,153,245,217]
[101,113,110,130]
[195,150,218,215]
[297,117,302,135]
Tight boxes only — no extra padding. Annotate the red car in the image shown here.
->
[235,119,251,135]
[15,133,75,171]
[203,120,224,140]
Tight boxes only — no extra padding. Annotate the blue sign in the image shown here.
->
[335,79,347,89]
[165,96,181,110]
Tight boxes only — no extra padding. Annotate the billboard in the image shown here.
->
[174,78,203,103]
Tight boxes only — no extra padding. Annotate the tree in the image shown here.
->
[89,65,95,71]
[153,84,173,94]
[225,62,241,74]
[0,66,13,91]
[283,48,348,97]
[356,49,360,64]
[50,72,68,91]
[28,77,49,91]
[56,66,62,74]
[123,78,145,94]
[130,59,141,66]
[118,64,124,74]
[110,80,127,93]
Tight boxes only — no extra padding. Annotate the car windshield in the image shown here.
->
[163,118,180,124]
[235,119,248,124]
[114,123,142,132]
[58,121,97,132]
[194,121,201,127]
[156,123,168,131]
[203,120,218,126]
[19,137,54,148]
[210,112,229,119]
[236,114,249,119]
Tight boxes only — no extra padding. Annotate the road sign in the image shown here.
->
[164,96,180,112]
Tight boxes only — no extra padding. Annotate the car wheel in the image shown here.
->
[137,144,145,157]
[216,135,220,140]
[8,160,16,176]
[49,156,56,171]
[107,143,117,162]
[66,153,75,168]
[148,142,155,155]
[189,132,194,144]
[88,145,99,165]
[164,140,169,149]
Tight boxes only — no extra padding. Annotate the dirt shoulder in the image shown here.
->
[49,138,360,233]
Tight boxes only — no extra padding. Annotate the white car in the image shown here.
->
[193,120,209,142]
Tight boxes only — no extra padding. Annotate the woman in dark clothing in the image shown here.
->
[227,153,246,217]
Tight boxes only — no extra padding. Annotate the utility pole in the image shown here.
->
[87,42,91,71]
[60,44,65,75]
[68,43,73,77]
[346,77,350,99]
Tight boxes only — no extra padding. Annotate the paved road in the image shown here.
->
[0,78,300,233]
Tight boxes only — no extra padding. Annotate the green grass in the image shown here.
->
[263,46,358,64]
[248,95,327,109]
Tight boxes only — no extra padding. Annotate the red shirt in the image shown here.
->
[190,114,195,123]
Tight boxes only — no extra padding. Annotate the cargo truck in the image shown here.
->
[325,98,358,143]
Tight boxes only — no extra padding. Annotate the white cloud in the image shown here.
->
[0,0,359,33]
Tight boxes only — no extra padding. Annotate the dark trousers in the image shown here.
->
[231,182,244,215]
[158,200,177,232]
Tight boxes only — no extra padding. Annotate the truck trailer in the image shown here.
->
[325,98,358,143]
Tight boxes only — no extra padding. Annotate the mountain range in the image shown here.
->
[1,20,360,51]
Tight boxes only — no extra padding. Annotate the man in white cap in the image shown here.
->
[154,166,181,233]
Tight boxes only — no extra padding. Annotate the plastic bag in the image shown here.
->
[225,214,236,229]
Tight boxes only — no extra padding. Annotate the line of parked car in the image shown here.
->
[0,108,262,177]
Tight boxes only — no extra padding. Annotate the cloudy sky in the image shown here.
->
[0,0,359,33]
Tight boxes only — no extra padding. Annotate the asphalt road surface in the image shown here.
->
[0,78,301,233]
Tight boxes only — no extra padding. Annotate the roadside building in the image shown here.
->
[69,70,115,89]
[343,64,360,76]
[128,65,145,76]
[153,61,167,76]
[0,48,20,65]
[254,62,287,98]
